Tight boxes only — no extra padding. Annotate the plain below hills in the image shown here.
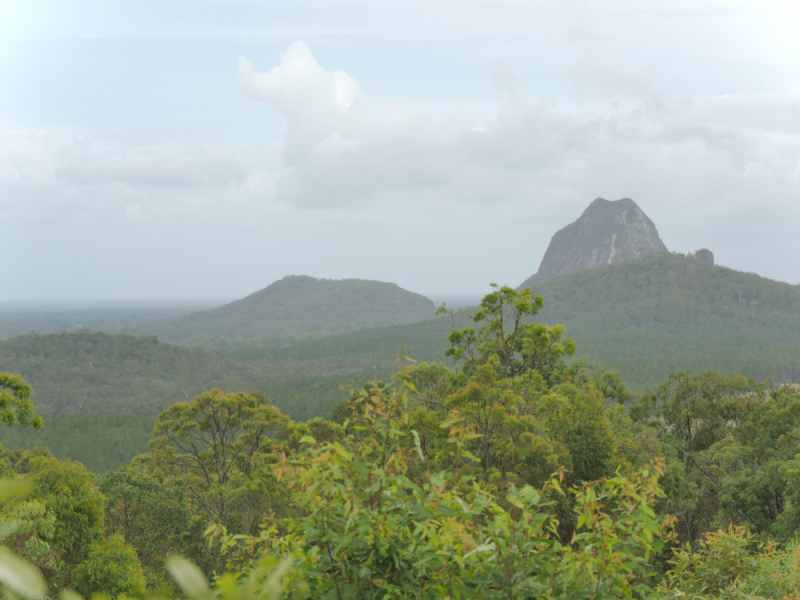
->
[147,275,437,346]
[0,300,229,341]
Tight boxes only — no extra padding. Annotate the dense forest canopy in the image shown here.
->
[3,284,800,598]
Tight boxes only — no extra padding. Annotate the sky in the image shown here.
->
[2,0,800,302]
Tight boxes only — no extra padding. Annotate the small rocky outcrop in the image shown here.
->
[520,198,668,287]
[694,248,715,266]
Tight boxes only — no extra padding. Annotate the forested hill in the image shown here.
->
[0,331,260,414]
[526,251,800,390]
[0,322,454,470]
[148,275,437,346]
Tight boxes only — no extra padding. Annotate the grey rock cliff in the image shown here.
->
[521,198,668,287]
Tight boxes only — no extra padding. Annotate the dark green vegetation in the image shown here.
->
[147,275,437,346]
[0,332,259,414]
[0,414,157,472]
[4,285,800,599]
[0,321,456,470]
[529,251,800,391]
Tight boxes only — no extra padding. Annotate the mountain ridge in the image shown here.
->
[147,275,437,346]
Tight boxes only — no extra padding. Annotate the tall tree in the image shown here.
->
[0,373,42,431]
[149,389,292,531]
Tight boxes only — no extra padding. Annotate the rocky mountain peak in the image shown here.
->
[521,198,668,287]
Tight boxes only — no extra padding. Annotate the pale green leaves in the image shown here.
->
[168,554,291,600]
[0,547,47,599]
[0,477,45,599]
[167,555,212,600]
[0,479,32,503]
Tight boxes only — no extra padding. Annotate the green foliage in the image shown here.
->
[657,526,764,598]
[0,332,258,414]
[149,389,293,532]
[0,322,449,457]
[72,534,146,598]
[0,498,59,575]
[440,284,576,382]
[739,541,800,598]
[405,288,615,502]
[0,543,47,599]
[26,456,106,570]
[10,278,800,599]
[210,381,673,599]
[631,370,800,550]
[0,373,42,430]
[0,413,157,472]
[100,467,190,588]
[0,449,146,597]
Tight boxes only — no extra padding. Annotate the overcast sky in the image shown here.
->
[2,0,799,301]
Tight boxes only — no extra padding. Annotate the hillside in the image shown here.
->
[149,275,437,346]
[0,320,455,470]
[0,331,262,415]
[527,251,800,390]
[521,197,668,286]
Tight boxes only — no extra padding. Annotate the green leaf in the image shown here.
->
[0,547,47,599]
[60,590,85,600]
[167,554,211,599]
[0,478,33,503]
[259,557,293,600]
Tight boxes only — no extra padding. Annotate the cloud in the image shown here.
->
[567,17,660,99]
[568,49,659,99]
[0,130,264,225]
[489,59,522,101]
[237,42,367,164]
[58,143,245,189]
[238,41,800,224]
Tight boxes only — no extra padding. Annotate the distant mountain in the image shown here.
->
[150,275,437,346]
[520,198,668,287]
[529,251,800,390]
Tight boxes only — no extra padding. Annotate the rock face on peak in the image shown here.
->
[520,198,668,288]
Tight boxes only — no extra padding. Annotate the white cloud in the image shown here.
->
[0,129,267,226]
[58,143,245,188]
[489,59,522,102]
[237,41,800,228]
[568,49,659,99]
